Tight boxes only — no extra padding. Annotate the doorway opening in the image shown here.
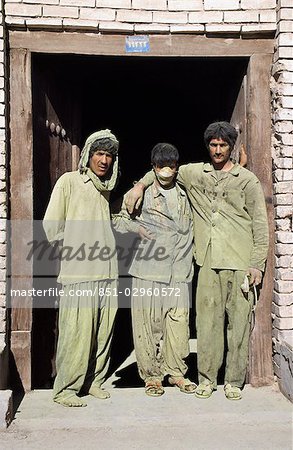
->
[31,54,249,388]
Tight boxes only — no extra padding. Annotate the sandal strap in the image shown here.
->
[224,384,241,393]
[169,376,193,387]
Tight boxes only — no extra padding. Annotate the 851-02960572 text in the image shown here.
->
[10,286,182,298]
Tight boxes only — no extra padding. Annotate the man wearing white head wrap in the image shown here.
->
[43,129,120,407]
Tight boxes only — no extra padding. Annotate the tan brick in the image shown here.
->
[274,47,293,60]
[242,23,276,33]
[153,11,188,23]
[278,71,293,84]
[63,19,98,30]
[274,169,293,183]
[0,295,5,308]
[278,0,293,6]
[24,0,59,4]
[278,8,293,21]
[168,0,203,11]
[5,16,26,27]
[96,0,130,8]
[61,0,95,5]
[279,147,293,158]
[99,21,134,32]
[204,0,239,11]
[134,23,169,33]
[43,5,78,18]
[278,33,293,47]
[0,203,7,217]
[275,218,291,231]
[224,10,259,23]
[132,0,166,10]
[241,0,276,9]
[280,132,293,144]
[80,8,116,21]
[5,4,41,17]
[206,24,241,34]
[189,10,223,23]
[273,303,293,317]
[170,24,204,33]
[276,231,293,244]
[273,317,293,330]
[278,20,293,33]
[260,9,277,22]
[274,157,293,170]
[26,18,63,29]
[116,10,152,22]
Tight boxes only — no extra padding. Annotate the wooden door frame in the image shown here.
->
[9,32,274,391]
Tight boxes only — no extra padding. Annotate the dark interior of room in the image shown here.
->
[31,53,248,388]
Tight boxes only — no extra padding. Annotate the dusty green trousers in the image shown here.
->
[196,248,253,388]
[131,278,191,382]
[53,280,118,402]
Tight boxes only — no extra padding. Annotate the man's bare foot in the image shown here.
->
[54,394,87,407]
[89,386,110,399]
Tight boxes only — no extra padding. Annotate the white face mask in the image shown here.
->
[155,166,177,186]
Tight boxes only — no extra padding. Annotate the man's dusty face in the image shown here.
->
[89,150,113,177]
[208,138,231,168]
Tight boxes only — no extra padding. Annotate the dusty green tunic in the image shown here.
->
[140,163,269,271]
[43,170,118,284]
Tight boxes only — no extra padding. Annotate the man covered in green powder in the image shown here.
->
[125,122,269,401]
[43,129,120,407]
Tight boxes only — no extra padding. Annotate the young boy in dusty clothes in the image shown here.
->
[114,143,196,396]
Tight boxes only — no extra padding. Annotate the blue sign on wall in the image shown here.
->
[125,36,150,53]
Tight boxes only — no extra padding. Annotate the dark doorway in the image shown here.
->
[31,54,249,388]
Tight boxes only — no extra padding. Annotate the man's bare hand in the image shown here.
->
[138,226,153,241]
[247,268,262,286]
[125,182,145,214]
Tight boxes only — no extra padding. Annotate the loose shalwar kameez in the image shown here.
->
[113,182,193,383]
[139,163,269,388]
[43,130,119,404]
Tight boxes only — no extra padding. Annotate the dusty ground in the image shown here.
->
[1,347,292,450]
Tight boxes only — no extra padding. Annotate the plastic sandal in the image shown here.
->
[194,383,216,399]
[145,380,164,397]
[224,384,242,400]
[168,376,197,394]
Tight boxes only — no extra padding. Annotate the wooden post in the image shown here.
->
[10,49,33,391]
[246,53,274,386]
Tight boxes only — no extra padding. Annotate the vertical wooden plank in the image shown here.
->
[230,75,247,163]
[246,53,274,386]
[10,49,33,391]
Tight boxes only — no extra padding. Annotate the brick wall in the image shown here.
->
[4,0,277,35]
[271,0,293,402]
[0,1,7,390]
